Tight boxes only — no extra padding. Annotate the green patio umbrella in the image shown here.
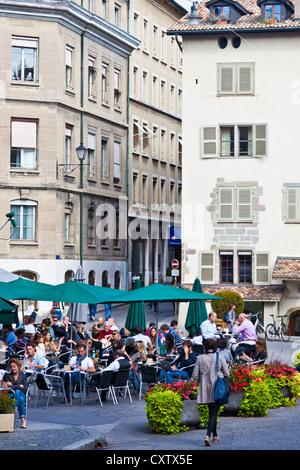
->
[125,278,146,335]
[185,277,208,338]
[0,298,18,325]
[101,282,222,304]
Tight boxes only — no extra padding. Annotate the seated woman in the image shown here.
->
[33,332,46,358]
[192,328,203,345]
[164,333,178,356]
[148,327,161,352]
[241,337,268,364]
[217,337,233,363]
[3,358,28,428]
[43,330,59,366]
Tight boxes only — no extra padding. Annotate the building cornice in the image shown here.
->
[0,0,140,58]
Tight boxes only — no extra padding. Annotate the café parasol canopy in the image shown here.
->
[125,278,146,335]
[185,277,208,338]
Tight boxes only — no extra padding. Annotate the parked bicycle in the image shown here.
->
[249,312,266,338]
[265,314,290,342]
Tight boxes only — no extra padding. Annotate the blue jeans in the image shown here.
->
[88,304,97,321]
[64,372,84,396]
[159,369,190,384]
[10,390,26,418]
[105,303,113,321]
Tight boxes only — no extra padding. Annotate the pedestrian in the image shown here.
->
[104,283,113,321]
[88,303,97,321]
[192,337,229,447]
[223,303,236,333]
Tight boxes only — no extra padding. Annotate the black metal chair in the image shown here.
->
[84,370,115,406]
[110,368,132,405]
[33,373,68,410]
[173,364,196,383]
[138,364,160,400]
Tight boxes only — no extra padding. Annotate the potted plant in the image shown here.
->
[0,392,16,432]
[145,381,223,433]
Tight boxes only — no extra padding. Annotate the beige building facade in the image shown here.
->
[0,0,138,311]
[127,0,186,287]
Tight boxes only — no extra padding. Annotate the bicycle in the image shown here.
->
[249,312,265,338]
[265,314,290,342]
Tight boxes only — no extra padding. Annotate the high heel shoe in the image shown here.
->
[204,436,211,447]
[213,436,219,442]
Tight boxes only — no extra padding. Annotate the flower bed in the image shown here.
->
[228,362,300,417]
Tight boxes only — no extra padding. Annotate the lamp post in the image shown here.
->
[76,144,87,266]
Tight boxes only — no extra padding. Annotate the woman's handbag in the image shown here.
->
[214,353,231,405]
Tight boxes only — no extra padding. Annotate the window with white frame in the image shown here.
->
[133,120,140,153]
[114,68,121,108]
[142,70,148,102]
[133,12,139,38]
[133,66,138,98]
[132,172,138,204]
[64,213,70,243]
[114,3,121,27]
[102,62,108,103]
[10,119,37,169]
[201,124,267,158]
[65,125,72,170]
[219,186,252,222]
[160,80,166,109]
[217,63,255,96]
[142,174,148,205]
[88,56,97,99]
[113,140,121,182]
[87,132,96,177]
[102,0,108,19]
[101,136,109,181]
[143,18,149,51]
[161,30,166,62]
[152,75,158,105]
[11,36,38,83]
[286,185,300,223]
[65,45,74,89]
[10,200,36,240]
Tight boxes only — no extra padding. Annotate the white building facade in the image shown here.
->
[169,0,300,335]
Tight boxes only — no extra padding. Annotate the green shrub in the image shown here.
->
[0,393,16,414]
[211,291,244,319]
[145,390,186,434]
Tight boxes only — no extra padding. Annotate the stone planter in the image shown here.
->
[179,400,200,427]
[0,414,15,432]
[223,391,244,415]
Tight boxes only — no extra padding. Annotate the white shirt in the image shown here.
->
[103,357,129,372]
[69,355,94,371]
[134,334,151,349]
[25,324,36,334]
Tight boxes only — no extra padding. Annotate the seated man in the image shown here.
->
[22,342,49,371]
[64,343,96,401]
[200,312,220,343]
[159,340,197,384]
[232,313,257,359]
[98,321,114,342]
[3,324,17,350]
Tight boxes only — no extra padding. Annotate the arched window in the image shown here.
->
[65,270,75,283]
[114,270,121,289]
[88,270,96,285]
[102,270,109,287]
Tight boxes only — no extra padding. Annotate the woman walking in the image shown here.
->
[192,337,229,446]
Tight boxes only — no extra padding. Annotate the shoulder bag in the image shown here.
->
[214,353,231,405]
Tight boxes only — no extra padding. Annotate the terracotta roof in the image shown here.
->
[272,257,300,280]
[184,283,285,301]
[167,0,300,34]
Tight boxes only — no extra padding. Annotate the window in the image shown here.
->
[202,124,267,158]
[142,70,148,102]
[152,177,158,204]
[286,186,300,222]
[133,120,140,153]
[178,137,182,166]
[132,172,138,204]
[10,200,36,241]
[11,36,38,82]
[142,124,149,155]
[114,68,121,108]
[152,125,158,157]
[65,45,74,89]
[264,4,281,21]
[133,66,138,98]
[238,252,252,283]
[142,174,148,205]
[160,178,166,204]
[133,13,139,38]
[160,80,166,109]
[65,125,72,170]
[219,186,252,222]
[101,137,109,181]
[152,75,158,105]
[170,132,176,163]
[114,3,121,27]
[64,213,70,243]
[220,126,234,157]
[88,56,96,99]
[220,251,234,283]
[102,63,108,103]
[88,0,94,13]
[160,129,166,159]
[87,132,96,177]
[153,25,158,56]
[10,119,37,169]
[213,5,230,23]
[113,140,121,182]
[218,63,254,96]
[200,252,215,283]
[161,31,166,61]
[255,252,269,284]
[102,0,108,19]
[143,19,149,51]
[87,206,95,245]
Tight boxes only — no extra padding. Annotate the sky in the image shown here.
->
[175,0,193,12]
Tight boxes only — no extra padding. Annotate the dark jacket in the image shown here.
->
[174,351,197,376]
[3,371,28,394]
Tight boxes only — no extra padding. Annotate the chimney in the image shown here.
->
[188,1,200,26]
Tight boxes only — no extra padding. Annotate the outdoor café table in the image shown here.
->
[51,368,86,406]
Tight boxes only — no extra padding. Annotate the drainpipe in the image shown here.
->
[79,31,85,266]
